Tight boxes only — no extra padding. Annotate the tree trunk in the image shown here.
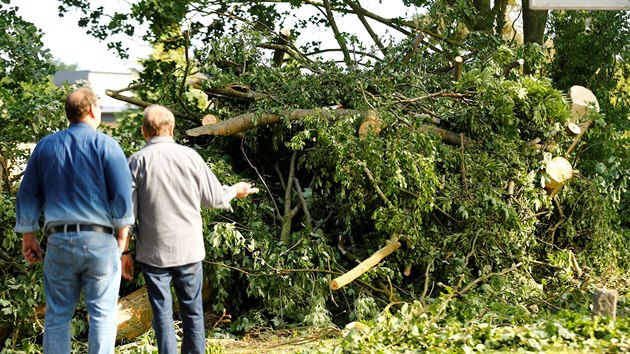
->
[472,0,494,32]
[522,0,548,74]
[522,0,548,45]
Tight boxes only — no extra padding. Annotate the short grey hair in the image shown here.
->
[143,105,175,137]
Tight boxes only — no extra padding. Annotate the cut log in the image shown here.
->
[401,32,425,64]
[526,137,541,149]
[568,85,599,122]
[453,56,463,81]
[272,28,291,67]
[116,281,214,342]
[356,110,385,138]
[592,289,618,321]
[187,73,208,89]
[403,263,412,277]
[116,287,153,342]
[565,122,581,136]
[543,156,573,190]
[503,59,525,78]
[202,114,220,125]
[330,237,401,290]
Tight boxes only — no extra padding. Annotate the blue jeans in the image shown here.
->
[140,261,205,354]
[43,231,122,354]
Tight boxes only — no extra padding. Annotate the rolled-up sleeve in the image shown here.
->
[103,139,135,227]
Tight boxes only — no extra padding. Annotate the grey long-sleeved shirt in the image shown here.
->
[128,136,235,267]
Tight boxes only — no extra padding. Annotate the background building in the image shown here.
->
[53,70,136,126]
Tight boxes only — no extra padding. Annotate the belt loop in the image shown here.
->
[76,223,81,233]
[63,224,68,233]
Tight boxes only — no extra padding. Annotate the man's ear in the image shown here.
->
[141,126,149,140]
[88,103,98,118]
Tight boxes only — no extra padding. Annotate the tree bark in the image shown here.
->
[522,0,548,73]
[186,109,364,137]
[419,125,472,146]
[116,281,214,342]
[522,0,548,45]
[187,108,469,146]
[116,287,153,342]
[472,0,494,32]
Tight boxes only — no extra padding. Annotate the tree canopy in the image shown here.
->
[0,1,628,352]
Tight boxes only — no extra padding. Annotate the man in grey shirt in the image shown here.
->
[125,104,257,354]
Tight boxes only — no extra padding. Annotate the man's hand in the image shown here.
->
[121,254,134,280]
[22,232,43,264]
[233,182,259,199]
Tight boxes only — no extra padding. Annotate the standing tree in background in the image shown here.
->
[0,5,68,348]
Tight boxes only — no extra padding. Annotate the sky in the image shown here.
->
[8,0,413,73]
[9,0,151,72]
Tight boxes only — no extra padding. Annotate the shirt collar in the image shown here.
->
[147,136,175,145]
[69,122,95,130]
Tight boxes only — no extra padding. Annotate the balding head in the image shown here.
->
[143,105,175,138]
[65,87,99,123]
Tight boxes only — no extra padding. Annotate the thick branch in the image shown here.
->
[303,47,380,61]
[323,0,353,66]
[281,151,300,243]
[272,28,291,67]
[420,125,472,147]
[503,59,524,78]
[258,42,312,66]
[330,236,401,290]
[104,89,192,122]
[177,30,196,117]
[186,109,363,137]
[343,0,386,55]
[398,91,472,104]
[203,84,268,101]
[401,33,425,65]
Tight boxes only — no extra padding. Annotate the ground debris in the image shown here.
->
[211,326,341,354]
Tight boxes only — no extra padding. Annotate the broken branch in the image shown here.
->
[330,236,401,290]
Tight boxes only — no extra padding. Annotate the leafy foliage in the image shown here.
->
[1,1,629,352]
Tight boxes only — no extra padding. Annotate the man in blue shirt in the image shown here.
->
[14,87,134,354]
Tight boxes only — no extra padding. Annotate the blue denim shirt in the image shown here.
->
[14,122,134,233]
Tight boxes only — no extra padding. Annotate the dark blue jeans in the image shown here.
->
[140,261,205,354]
